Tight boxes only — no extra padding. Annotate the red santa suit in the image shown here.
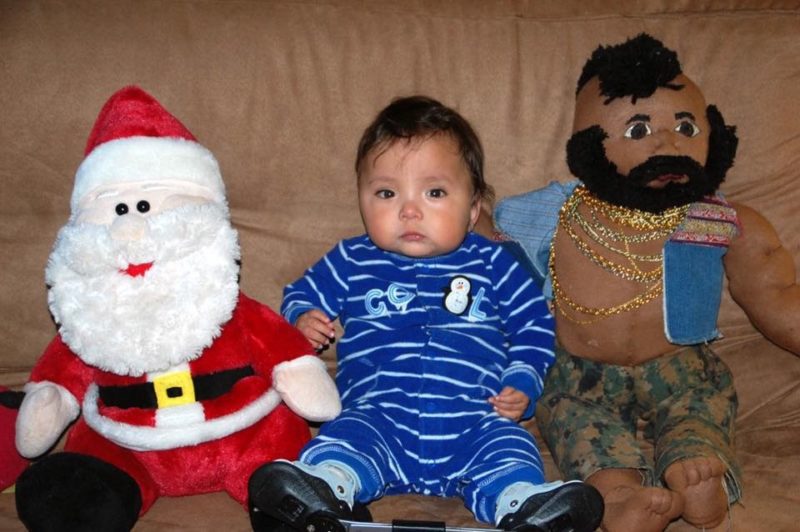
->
[28,292,313,513]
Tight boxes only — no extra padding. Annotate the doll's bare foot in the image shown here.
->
[589,469,683,532]
[664,456,728,529]
[600,485,683,532]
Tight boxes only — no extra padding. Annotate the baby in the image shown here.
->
[249,96,603,532]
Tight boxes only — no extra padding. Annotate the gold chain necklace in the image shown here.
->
[584,206,671,245]
[559,195,663,283]
[549,186,686,323]
[578,187,689,231]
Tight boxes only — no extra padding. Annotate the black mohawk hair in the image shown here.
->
[576,33,684,104]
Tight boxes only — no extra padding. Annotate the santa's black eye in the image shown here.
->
[624,122,652,140]
[137,200,151,213]
[115,203,129,216]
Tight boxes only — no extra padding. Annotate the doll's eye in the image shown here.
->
[136,200,151,213]
[115,203,129,216]
[675,120,700,137]
[624,122,652,140]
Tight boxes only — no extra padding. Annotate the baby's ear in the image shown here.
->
[475,203,503,238]
[469,195,483,230]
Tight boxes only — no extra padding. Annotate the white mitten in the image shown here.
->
[273,355,341,422]
[16,381,80,458]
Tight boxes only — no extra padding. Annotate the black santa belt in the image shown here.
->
[98,365,255,409]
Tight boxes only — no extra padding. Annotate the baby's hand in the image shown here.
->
[488,386,530,422]
[296,309,336,351]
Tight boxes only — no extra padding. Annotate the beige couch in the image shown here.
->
[2,1,800,530]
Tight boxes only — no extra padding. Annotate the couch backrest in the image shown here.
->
[1,0,799,386]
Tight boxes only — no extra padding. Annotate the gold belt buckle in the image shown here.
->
[152,370,195,408]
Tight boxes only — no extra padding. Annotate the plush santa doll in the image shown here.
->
[14,86,340,531]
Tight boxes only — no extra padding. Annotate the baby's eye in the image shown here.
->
[427,188,447,198]
[375,189,395,199]
[675,120,701,137]
[624,122,652,140]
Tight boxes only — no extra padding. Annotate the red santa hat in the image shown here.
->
[71,86,226,211]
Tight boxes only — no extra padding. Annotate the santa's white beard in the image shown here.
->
[46,202,241,377]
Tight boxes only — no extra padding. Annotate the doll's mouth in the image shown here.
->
[646,173,690,188]
[121,262,154,277]
[655,173,689,183]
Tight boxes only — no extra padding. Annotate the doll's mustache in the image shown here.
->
[627,155,706,186]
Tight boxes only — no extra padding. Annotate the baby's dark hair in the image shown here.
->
[576,33,684,104]
[355,95,491,202]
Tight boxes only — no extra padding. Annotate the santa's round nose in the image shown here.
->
[110,213,149,241]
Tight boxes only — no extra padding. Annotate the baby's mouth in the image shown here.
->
[401,232,424,241]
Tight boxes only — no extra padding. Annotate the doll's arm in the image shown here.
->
[725,202,800,354]
[243,297,342,421]
[16,381,79,458]
[272,354,341,422]
[16,336,91,457]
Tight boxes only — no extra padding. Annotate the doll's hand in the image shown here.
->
[296,309,336,351]
[273,355,341,421]
[16,382,79,458]
[488,386,530,422]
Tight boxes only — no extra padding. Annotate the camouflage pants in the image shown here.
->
[536,343,742,503]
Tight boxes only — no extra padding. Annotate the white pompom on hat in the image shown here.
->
[71,86,226,211]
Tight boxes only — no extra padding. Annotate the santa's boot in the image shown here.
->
[15,452,141,532]
[497,480,604,532]
[248,460,371,532]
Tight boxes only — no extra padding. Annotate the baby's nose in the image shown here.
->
[399,200,422,219]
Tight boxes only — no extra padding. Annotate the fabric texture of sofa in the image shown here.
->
[2,1,799,530]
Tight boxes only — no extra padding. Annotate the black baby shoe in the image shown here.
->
[497,481,604,532]
[248,461,371,532]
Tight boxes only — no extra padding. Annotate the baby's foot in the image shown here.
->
[664,456,728,529]
[601,484,683,532]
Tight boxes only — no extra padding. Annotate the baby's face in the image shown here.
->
[358,134,480,258]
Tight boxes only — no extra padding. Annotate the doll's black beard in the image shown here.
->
[566,126,726,213]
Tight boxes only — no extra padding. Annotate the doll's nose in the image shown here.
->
[652,130,682,155]
[110,213,149,241]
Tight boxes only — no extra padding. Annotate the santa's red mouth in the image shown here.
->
[121,262,154,277]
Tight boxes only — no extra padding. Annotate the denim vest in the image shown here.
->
[494,180,739,345]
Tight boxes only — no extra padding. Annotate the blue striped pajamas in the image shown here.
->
[281,233,555,523]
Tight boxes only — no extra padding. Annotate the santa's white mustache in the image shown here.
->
[47,202,237,279]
